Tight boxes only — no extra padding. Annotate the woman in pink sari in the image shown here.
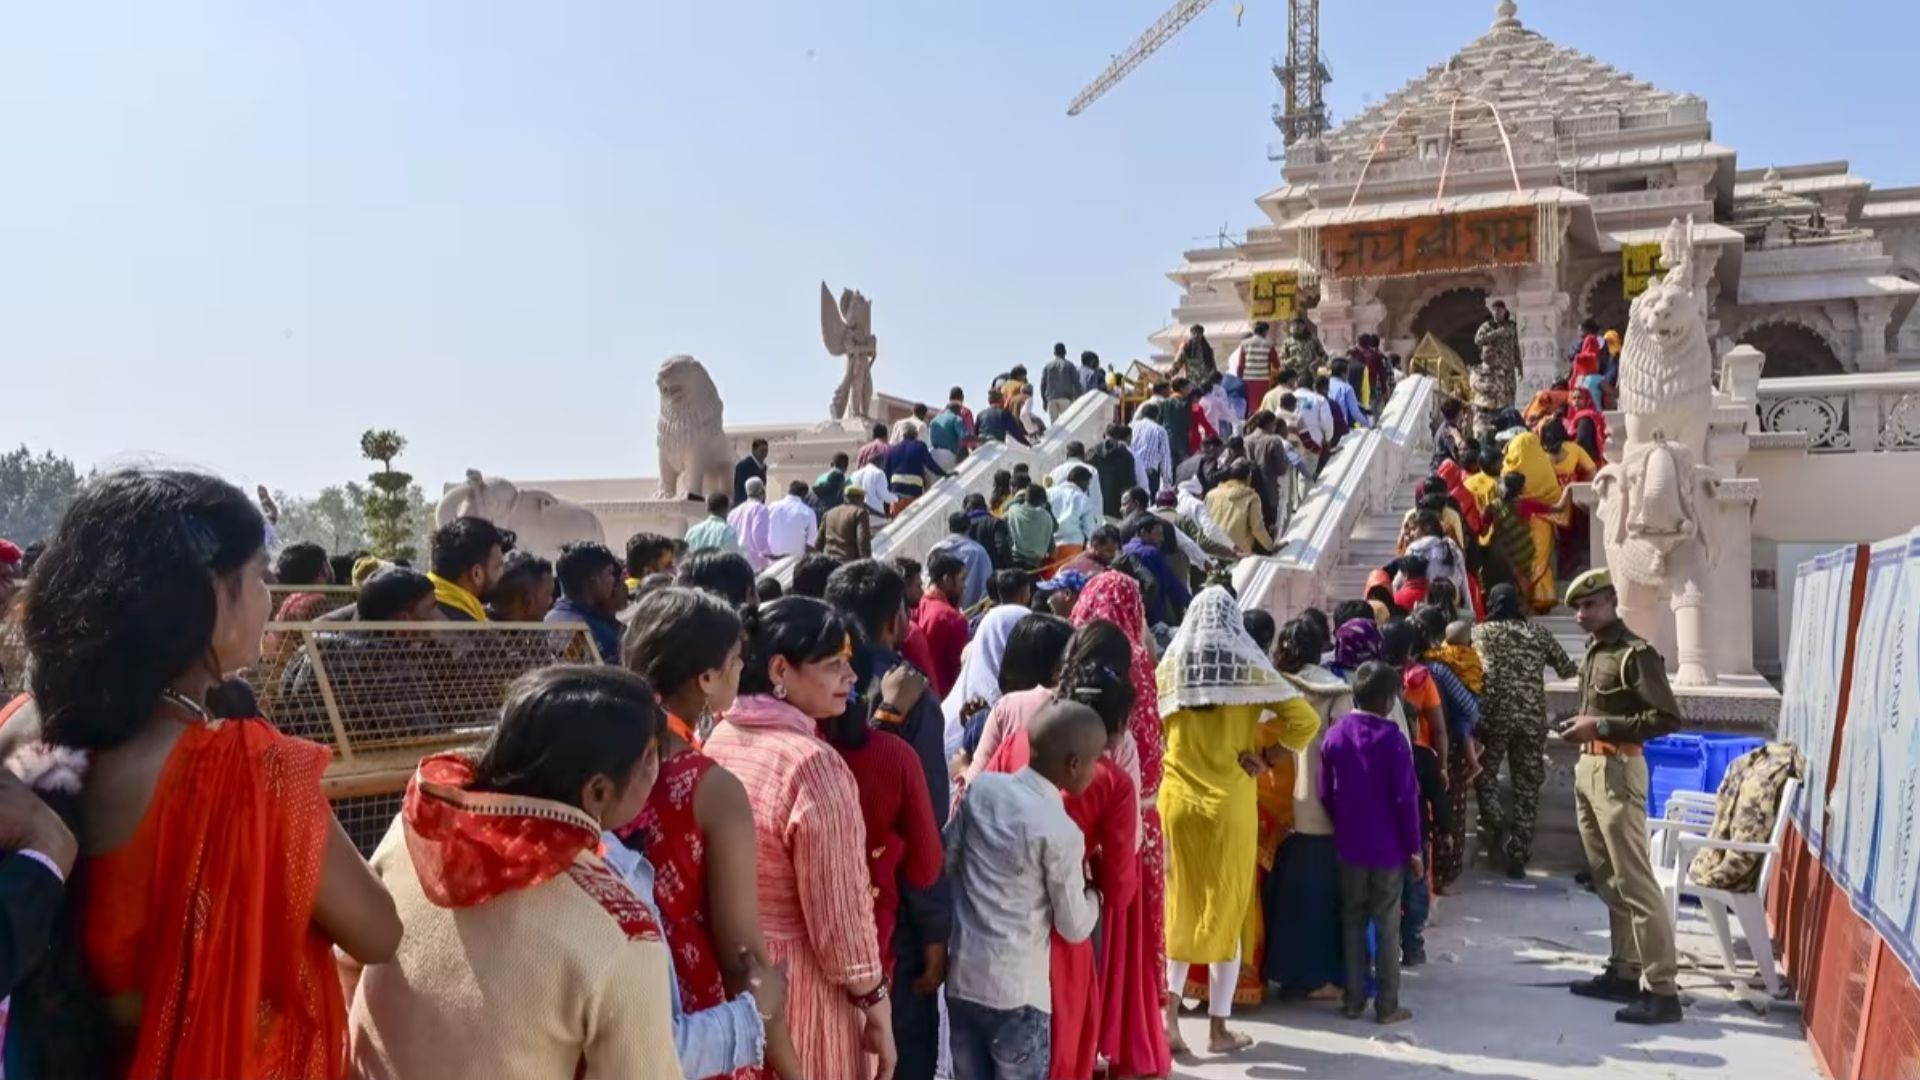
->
[1070,573,1172,1079]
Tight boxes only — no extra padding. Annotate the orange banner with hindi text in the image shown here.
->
[1319,208,1537,280]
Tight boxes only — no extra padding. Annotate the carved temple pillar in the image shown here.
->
[1350,280,1388,345]
[1315,278,1359,355]
[1854,296,1897,372]
[1513,263,1571,401]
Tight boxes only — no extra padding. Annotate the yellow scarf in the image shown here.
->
[428,572,488,622]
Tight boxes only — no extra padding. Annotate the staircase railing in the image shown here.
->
[765,389,1116,585]
[1233,374,1438,619]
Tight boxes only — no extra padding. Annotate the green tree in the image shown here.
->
[0,445,84,544]
[274,483,370,553]
[359,430,419,560]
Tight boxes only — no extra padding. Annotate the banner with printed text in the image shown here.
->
[1866,531,1920,979]
[1318,208,1535,281]
[1777,547,1855,852]
[1829,538,1908,909]
[1622,242,1663,300]
[1248,270,1298,324]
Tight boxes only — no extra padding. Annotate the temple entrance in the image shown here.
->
[1737,321,1844,378]
[1587,272,1629,338]
[1411,287,1491,366]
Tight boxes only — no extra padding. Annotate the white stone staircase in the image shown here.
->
[1323,468,1421,603]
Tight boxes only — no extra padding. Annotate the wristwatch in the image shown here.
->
[847,980,890,1010]
[874,703,907,725]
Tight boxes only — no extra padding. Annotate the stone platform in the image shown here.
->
[1167,865,1817,1080]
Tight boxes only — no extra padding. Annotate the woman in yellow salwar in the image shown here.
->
[1178,612,1297,1010]
[1500,422,1585,612]
[1159,587,1320,1056]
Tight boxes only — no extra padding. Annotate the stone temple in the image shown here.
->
[1154,0,1920,388]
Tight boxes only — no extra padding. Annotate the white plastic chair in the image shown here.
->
[1646,791,1718,870]
[1658,778,1800,999]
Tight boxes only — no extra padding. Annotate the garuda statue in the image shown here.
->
[1592,218,1721,686]
[820,282,878,423]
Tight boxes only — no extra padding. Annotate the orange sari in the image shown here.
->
[83,718,342,1079]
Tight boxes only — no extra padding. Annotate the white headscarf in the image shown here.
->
[1156,587,1300,715]
[942,604,1031,758]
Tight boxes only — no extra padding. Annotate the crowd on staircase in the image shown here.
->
[0,305,1707,1080]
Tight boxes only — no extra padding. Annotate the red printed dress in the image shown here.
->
[629,748,770,1080]
[1070,573,1173,1080]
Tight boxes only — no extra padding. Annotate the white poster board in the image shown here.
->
[1777,548,1853,850]
[1867,532,1920,978]
[1830,538,1909,898]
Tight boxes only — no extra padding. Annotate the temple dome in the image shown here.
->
[1312,0,1704,166]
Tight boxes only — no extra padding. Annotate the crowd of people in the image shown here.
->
[0,305,1695,1080]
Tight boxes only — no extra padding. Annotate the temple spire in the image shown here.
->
[1493,0,1521,29]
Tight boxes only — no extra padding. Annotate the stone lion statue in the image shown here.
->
[436,470,606,559]
[1592,217,1721,686]
[655,355,733,500]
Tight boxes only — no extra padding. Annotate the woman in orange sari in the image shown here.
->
[7,470,399,1079]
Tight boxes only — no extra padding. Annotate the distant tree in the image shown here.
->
[0,445,85,544]
[274,483,370,553]
[359,430,419,560]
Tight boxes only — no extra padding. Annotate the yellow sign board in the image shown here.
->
[1249,270,1298,323]
[1622,242,1663,300]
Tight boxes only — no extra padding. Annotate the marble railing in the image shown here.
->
[1755,371,1920,453]
[1233,374,1438,619]
[763,389,1115,586]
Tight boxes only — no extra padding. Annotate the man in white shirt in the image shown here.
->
[1129,403,1175,494]
[1199,376,1238,439]
[1176,478,1237,552]
[891,403,933,445]
[1284,374,1335,469]
[945,701,1105,1080]
[1047,467,1102,554]
[847,460,894,519]
[726,477,774,571]
[1048,444,1104,519]
[763,480,820,560]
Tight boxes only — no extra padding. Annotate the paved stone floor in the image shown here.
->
[1164,866,1819,1079]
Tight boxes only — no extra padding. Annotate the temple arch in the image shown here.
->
[1410,286,1493,366]
[1583,271,1630,338]
[1737,319,1844,378]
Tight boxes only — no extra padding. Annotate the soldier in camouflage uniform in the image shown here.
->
[1276,315,1327,383]
[1470,300,1521,441]
[1558,568,1684,1025]
[1470,583,1578,877]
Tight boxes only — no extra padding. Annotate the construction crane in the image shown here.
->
[1065,0,1332,151]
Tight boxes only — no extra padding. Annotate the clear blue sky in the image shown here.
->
[4,0,1913,495]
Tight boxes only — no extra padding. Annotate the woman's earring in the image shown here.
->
[773,683,788,701]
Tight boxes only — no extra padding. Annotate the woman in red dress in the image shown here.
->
[981,624,1141,1079]
[1069,573,1173,1079]
[620,586,800,1079]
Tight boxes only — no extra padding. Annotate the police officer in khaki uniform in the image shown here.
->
[1556,569,1684,1024]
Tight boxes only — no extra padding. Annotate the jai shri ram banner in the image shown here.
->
[1318,207,1535,280]
[1622,242,1663,299]
[1248,270,1298,323]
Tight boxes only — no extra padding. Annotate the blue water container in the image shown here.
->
[1697,734,1767,797]
[1643,734,1706,817]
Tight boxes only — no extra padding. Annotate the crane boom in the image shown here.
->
[1066,0,1219,117]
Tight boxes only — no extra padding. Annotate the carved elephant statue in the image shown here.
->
[436,470,607,559]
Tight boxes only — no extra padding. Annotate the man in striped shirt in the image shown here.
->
[1232,321,1279,416]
